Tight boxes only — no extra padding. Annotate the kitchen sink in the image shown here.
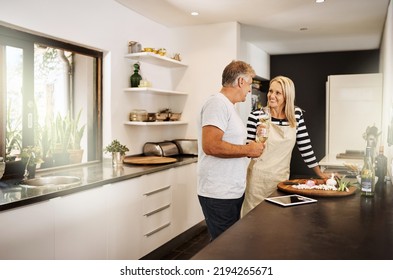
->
[20,175,82,191]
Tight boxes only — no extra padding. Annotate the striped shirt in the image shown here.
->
[246,107,318,169]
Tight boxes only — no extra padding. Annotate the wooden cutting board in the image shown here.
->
[277,179,358,197]
[123,156,177,165]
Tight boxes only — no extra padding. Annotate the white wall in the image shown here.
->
[171,22,239,138]
[0,0,177,155]
[380,0,393,174]
[238,39,270,124]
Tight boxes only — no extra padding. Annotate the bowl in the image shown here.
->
[129,109,147,122]
[170,112,182,121]
[357,175,378,184]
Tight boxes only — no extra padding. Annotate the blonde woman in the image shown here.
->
[242,76,326,216]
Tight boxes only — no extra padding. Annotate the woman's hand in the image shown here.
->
[313,166,328,179]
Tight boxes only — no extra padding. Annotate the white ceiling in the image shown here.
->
[116,0,390,55]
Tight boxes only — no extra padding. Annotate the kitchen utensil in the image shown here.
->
[169,112,182,121]
[129,109,147,121]
[146,113,156,122]
[158,48,166,56]
[156,109,171,121]
[128,41,142,53]
[173,139,198,155]
[143,141,179,157]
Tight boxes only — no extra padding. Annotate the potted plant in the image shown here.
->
[50,110,86,166]
[104,139,129,166]
[68,109,86,164]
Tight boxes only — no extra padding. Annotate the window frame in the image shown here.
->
[0,24,103,167]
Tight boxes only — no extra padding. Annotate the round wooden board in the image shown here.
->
[277,179,357,197]
[123,156,177,165]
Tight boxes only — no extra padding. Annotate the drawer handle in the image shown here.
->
[145,222,171,237]
[143,185,171,196]
[144,204,171,217]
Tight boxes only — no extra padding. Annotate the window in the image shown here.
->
[0,25,102,169]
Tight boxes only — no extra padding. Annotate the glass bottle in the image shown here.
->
[375,145,387,182]
[130,63,142,87]
[361,146,375,197]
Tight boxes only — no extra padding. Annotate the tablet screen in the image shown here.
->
[265,195,317,207]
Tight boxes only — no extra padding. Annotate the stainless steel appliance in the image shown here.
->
[173,139,198,155]
[143,141,179,157]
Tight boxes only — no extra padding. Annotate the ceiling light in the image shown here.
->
[191,11,199,16]
[315,0,325,3]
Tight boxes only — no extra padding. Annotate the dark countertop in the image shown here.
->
[0,155,197,212]
[192,180,393,260]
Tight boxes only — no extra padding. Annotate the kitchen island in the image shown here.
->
[192,180,393,260]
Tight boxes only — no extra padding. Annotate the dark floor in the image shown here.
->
[160,225,211,260]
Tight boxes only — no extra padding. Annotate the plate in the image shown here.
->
[123,156,177,165]
[277,179,357,197]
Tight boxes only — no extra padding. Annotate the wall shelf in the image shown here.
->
[124,121,188,126]
[124,52,188,128]
[124,87,187,96]
[125,52,187,68]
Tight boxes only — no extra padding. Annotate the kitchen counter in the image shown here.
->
[0,155,197,212]
[192,180,393,260]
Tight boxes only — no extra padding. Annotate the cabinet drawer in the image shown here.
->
[142,185,172,214]
[142,203,171,236]
[141,218,172,256]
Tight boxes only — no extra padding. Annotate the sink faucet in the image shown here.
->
[23,152,36,180]
[0,157,5,180]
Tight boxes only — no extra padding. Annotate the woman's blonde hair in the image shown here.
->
[269,76,296,128]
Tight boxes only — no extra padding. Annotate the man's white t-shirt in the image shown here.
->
[197,93,249,199]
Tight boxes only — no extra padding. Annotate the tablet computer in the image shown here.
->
[265,194,317,207]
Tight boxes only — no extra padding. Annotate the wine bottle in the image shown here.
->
[375,145,387,182]
[361,146,375,197]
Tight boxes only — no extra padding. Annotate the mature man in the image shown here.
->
[197,60,265,240]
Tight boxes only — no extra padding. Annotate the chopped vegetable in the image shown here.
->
[336,179,350,192]
[306,180,316,187]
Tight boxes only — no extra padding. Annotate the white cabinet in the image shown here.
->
[124,52,188,126]
[106,178,143,259]
[171,163,204,236]
[0,163,201,260]
[53,186,107,259]
[0,201,54,260]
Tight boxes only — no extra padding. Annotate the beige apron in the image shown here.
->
[241,122,296,217]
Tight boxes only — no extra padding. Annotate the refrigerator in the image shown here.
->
[325,73,383,158]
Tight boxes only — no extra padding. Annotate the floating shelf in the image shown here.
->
[124,87,187,96]
[124,121,188,126]
[125,52,187,68]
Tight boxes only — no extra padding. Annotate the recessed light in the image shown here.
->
[315,0,325,3]
[191,11,199,16]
